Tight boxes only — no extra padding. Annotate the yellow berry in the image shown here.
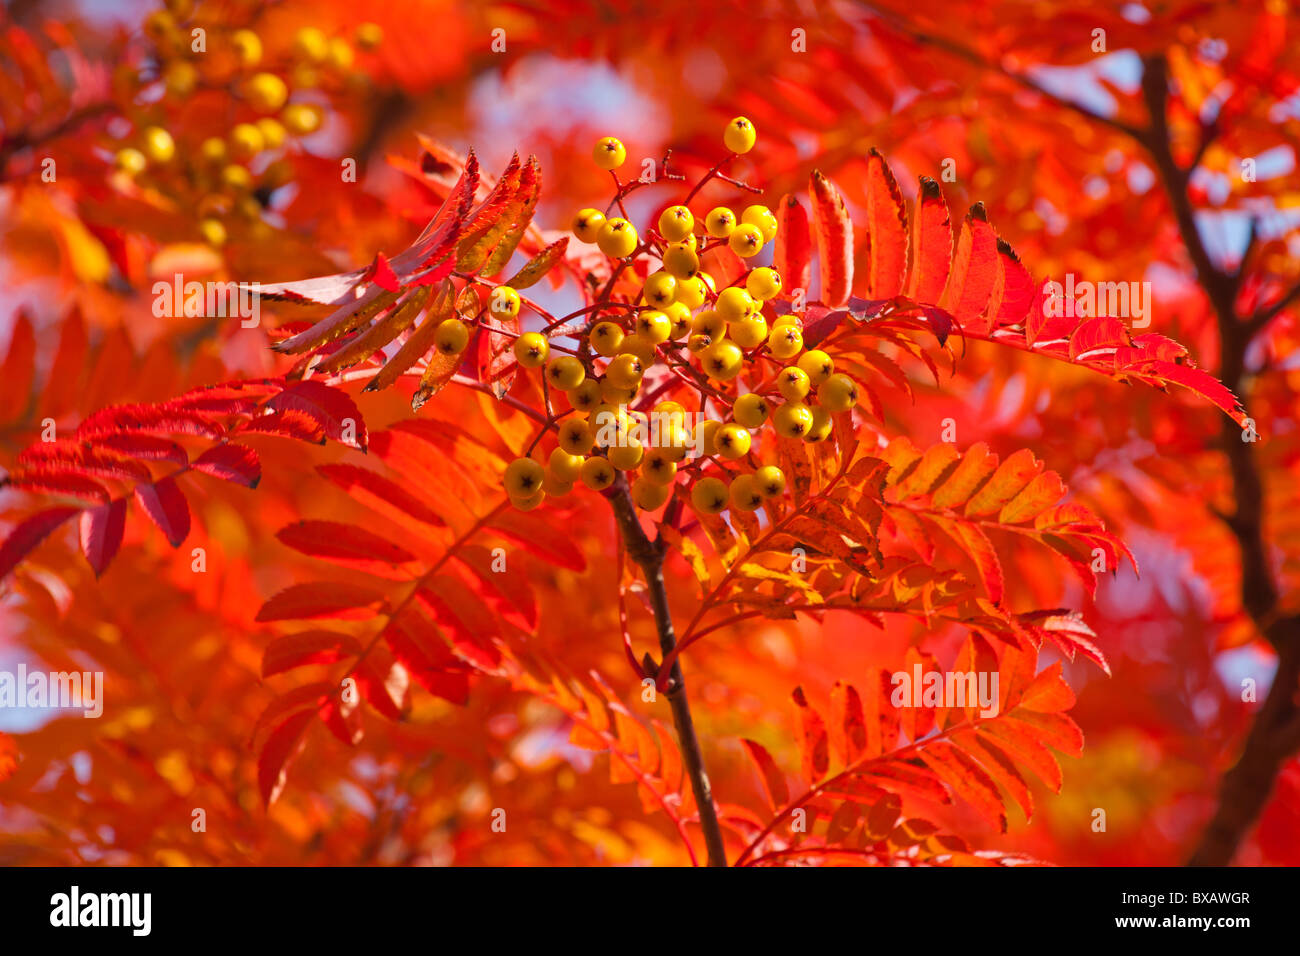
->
[199,218,227,246]
[733,393,770,428]
[715,286,755,323]
[798,349,835,385]
[580,456,616,490]
[767,324,803,359]
[356,22,384,50]
[513,332,549,368]
[778,366,811,401]
[687,334,712,353]
[434,318,470,355]
[692,310,726,341]
[773,402,814,439]
[542,469,573,497]
[723,116,756,154]
[504,457,545,497]
[567,380,602,412]
[702,340,744,380]
[617,333,656,365]
[232,29,262,67]
[729,474,764,512]
[695,419,721,457]
[221,165,253,191]
[643,272,677,308]
[691,477,730,514]
[817,373,859,413]
[599,378,638,405]
[608,440,644,471]
[605,352,644,389]
[755,465,787,497]
[705,207,736,238]
[676,276,708,309]
[256,118,286,149]
[114,147,146,175]
[592,136,626,170]
[512,489,546,511]
[636,309,672,344]
[746,266,782,300]
[573,208,606,243]
[589,321,624,356]
[328,38,355,71]
[229,122,264,160]
[662,243,700,280]
[804,404,833,443]
[729,223,764,258]
[742,205,779,243]
[715,423,751,460]
[200,136,227,164]
[163,61,198,96]
[546,356,586,390]
[632,476,672,511]
[282,103,323,135]
[658,205,694,242]
[597,218,638,258]
[244,72,287,113]
[141,127,175,163]
[558,419,595,455]
[641,451,678,485]
[549,447,584,483]
[773,313,802,329]
[729,313,768,349]
[664,302,693,340]
[294,27,330,64]
[490,286,521,320]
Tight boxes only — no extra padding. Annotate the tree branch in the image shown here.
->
[604,476,728,866]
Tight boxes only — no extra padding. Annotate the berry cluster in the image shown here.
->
[501,118,859,515]
[114,1,381,247]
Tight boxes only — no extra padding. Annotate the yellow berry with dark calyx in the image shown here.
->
[702,340,744,380]
[729,313,768,349]
[232,29,262,67]
[664,302,693,340]
[662,243,699,280]
[798,349,835,385]
[580,456,616,490]
[642,450,678,485]
[632,476,672,511]
[592,136,626,170]
[588,402,628,432]
[512,489,546,511]
[705,207,736,238]
[599,378,637,405]
[608,440,644,471]
[729,474,764,512]
[691,477,730,514]
[549,447,584,483]
[715,423,751,460]
[546,355,586,390]
[804,404,833,443]
[636,309,672,344]
[817,373,859,412]
[723,116,757,154]
[282,103,324,135]
[434,318,470,355]
[755,465,787,498]
[692,310,725,340]
[597,218,638,258]
[742,205,779,243]
[729,223,764,258]
[676,276,708,309]
[573,208,606,243]
[774,401,814,438]
[605,352,644,389]
[773,313,802,329]
[617,333,655,365]
[746,266,782,301]
[229,123,264,160]
[778,366,811,401]
[567,379,602,413]
[767,324,803,359]
[114,147,146,175]
[687,334,712,353]
[589,321,624,356]
[244,72,287,113]
[513,332,549,368]
[504,457,545,497]
[141,127,175,163]
[489,285,521,320]
[294,27,330,63]
[715,286,755,322]
[558,419,595,455]
[164,60,198,96]
[733,393,770,428]
[658,205,694,242]
[256,118,286,149]
[199,218,227,246]
[356,22,383,50]
[643,271,676,308]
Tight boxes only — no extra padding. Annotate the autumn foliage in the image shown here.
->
[1,0,1297,867]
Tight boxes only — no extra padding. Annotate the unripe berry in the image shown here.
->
[661,243,699,280]
[549,447,584,483]
[754,465,787,497]
[664,302,693,340]
[817,373,859,412]
[232,29,262,67]
[778,366,811,401]
[567,379,602,412]
[705,207,736,238]
[715,423,751,460]
[490,286,521,320]
[608,440,644,471]
[729,223,764,258]
[702,340,744,380]
[434,318,470,355]
[141,127,175,163]
[767,324,803,358]
[729,313,768,349]
[691,476,729,514]
[641,451,678,485]
[746,266,782,300]
[773,401,814,438]
[597,218,638,258]
[742,205,779,243]
[804,404,833,443]
[573,208,606,243]
[642,271,676,308]
[114,147,147,175]
[675,276,708,309]
[504,457,545,497]
[715,287,755,322]
[282,103,324,134]
[589,321,624,356]
[558,419,595,455]
[723,116,757,154]
[617,333,655,365]
[244,72,288,113]
[546,356,586,390]
[513,332,549,368]
[798,349,834,385]
[732,393,770,428]
[229,123,264,160]
[632,476,672,511]
[605,353,644,389]
[657,205,694,242]
[580,456,616,490]
[729,474,764,512]
[592,136,626,170]
[294,27,330,64]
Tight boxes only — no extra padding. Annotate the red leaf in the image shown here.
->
[80,499,126,576]
[134,476,190,547]
[810,170,853,307]
[363,251,400,292]
[741,739,789,812]
[863,149,907,299]
[0,507,78,580]
[235,409,327,444]
[275,520,416,567]
[489,510,587,572]
[355,656,410,720]
[941,206,999,323]
[258,709,316,807]
[267,381,367,450]
[906,176,953,305]
[192,443,261,488]
[262,630,362,677]
[792,686,830,779]
[772,194,812,299]
[316,463,445,528]
[91,433,189,465]
[0,312,35,423]
[6,471,108,503]
[255,582,387,622]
